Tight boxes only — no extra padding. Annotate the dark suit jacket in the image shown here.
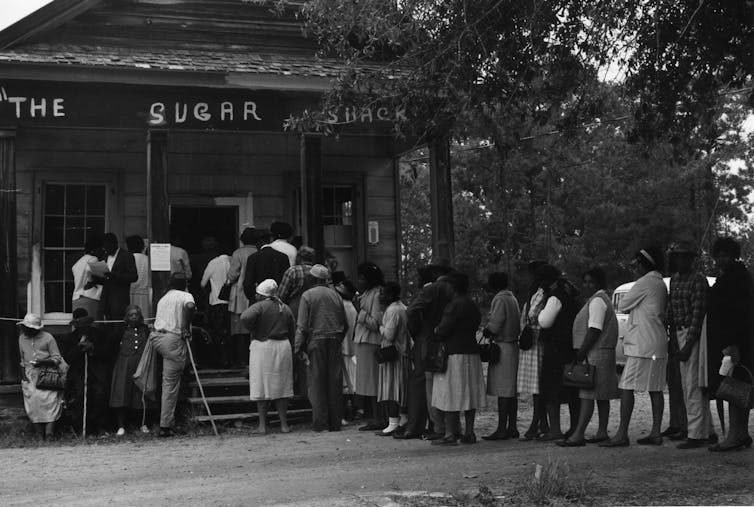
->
[243,247,290,300]
[101,249,138,319]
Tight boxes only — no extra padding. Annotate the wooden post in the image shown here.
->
[428,134,455,263]
[300,135,325,261]
[0,129,19,382]
[147,129,170,308]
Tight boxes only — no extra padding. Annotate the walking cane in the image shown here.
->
[82,353,88,440]
[187,338,219,437]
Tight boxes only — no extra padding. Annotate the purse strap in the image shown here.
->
[733,364,754,385]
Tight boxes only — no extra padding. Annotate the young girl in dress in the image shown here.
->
[110,305,150,435]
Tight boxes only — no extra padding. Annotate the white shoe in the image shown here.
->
[140,425,150,434]
[116,427,126,437]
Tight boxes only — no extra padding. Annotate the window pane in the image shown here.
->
[86,186,106,215]
[64,282,74,313]
[87,217,106,239]
[66,216,86,248]
[44,282,64,313]
[44,251,64,281]
[65,185,86,215]
[45,185,65,215]
[44,217,65,247]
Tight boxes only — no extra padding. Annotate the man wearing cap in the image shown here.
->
[294,264,348,431]
[667,241,714,448]
[243,229,290,300]
[151,274,196,437]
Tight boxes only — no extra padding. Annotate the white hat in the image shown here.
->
[256,279,278,297]
[17,313,43,330]
[310,264,330,280]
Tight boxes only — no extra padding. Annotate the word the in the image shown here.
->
[0,87,65,118]
[148,101,262,125]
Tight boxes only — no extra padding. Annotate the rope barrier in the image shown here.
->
[0,317,156,324]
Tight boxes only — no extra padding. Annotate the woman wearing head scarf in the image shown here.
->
[241,278,296,434]
[707,237,754,452]
[110,305,150,436]
[602,247,668,447]
[354,261,386,431]
[17,314,67,440]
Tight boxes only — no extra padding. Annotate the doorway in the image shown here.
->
[170,206,238,256]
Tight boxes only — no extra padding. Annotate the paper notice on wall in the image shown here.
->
[150,243,171,271]
[89,260,110,277]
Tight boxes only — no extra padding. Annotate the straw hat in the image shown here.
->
[17,313,43,330]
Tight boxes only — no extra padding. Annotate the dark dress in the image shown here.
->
[100,250,138,320]
[110,323,150,409]
[539,280,580,404]
[707,261,754,395]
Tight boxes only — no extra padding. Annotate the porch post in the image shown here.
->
[428,134,455,263]
[147,129,170,307]
[300,134,325,261]
[0,129,19,382]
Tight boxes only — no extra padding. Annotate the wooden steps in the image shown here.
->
[186,369,311,424]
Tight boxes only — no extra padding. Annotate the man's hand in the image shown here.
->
[78,340,94,353]
[722,345,740,364]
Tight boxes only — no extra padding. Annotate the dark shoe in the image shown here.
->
[563,428,575,440]
[585,435,609,444]
[669,431,688,441]
[423,432,445,441]
[677,438,708,449]
[708,433,719,445]
[431,436,458,446]
[506,429,520,439]
[392,425,406,437]
[394,431,422,440]
[460,433,477,444]
[158,427,175,438]
[482,430,509,441]
[660,426,682,437]
[709,436,753,452]
[537,433,565,442]
[637,435,663,446]
[519,432,537,441]
[556,439,586,447]
[599,438,630,448]
[376,429,399,436]
[359,423,385,431]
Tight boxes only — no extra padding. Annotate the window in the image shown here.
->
[43,184,107,313]
[322,186,353,245]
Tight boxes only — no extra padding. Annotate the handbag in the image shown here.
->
[562,359,596,389]
[375,344,399,363]
[36,366,66,391]
[423,340,448,373]
[716,365,754,410]
[518,326,534,351]
[478,334,501,365]
[218,282,233,301]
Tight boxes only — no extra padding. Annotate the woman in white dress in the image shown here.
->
[127,235,152,319]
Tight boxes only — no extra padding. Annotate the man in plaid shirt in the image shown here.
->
[666,241,714,449]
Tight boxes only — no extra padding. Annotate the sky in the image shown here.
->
[0,0,53,31]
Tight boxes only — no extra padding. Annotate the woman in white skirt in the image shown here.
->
[241,278,295,434]
[354,262,385,431]
[481,272,521,441]
[430,273,485,445]
[601,247,668,447]
[376,281,411,436]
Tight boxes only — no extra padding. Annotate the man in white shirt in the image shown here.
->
[169,239,192,281]
[201,252,232,366]
[269,221,297,267]
[152,273,196,437]
[71,237,104,319]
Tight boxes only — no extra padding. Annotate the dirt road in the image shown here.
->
[2,399,753,506]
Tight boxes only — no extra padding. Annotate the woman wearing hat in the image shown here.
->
[17,313,67,440]
[602,247,668,447]
[241,278,296,434]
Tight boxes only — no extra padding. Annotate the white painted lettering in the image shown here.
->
[327,110,339,123]
[30,98,46,117]
[220,101,233,121]
[175,103,187,123]
[243,101,261,121]
[194,103,210,121]
[52,98,65,117]
[376,107,389,121]
[344,107,357,123]
[8,97,26,118]
[149,102,166,125]
[395,107,407,122]
[360,107,374,123]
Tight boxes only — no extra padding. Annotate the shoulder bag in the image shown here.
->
[562,359,596,389]
[424,339,448,373]
[375,344,399,363]
[36,366,66,391]
[518,326,534,351]
[218,282,233,301]
[716,365,754,410]
[478,334,501,365]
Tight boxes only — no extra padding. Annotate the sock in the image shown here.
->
[383,417,400,433]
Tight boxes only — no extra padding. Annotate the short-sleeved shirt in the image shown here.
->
[240,298,295,341]
[153,289,195,335]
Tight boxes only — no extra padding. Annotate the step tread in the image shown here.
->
[193,408,311,422]
[187,377,248,387]
[188,394,309,404]
[195,369,246,376]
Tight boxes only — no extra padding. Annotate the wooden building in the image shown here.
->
[0,0,454,386]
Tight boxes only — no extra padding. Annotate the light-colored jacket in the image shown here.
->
[486,290,521,342]
[226,244,257,314]
[619,270,668,359]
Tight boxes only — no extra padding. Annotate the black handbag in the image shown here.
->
[424,340,448,373]
[36,366,66,391]
[218,282,233,301]
[716,365,754,410]
[518,326,534,351]
[478,334,501,365]
[562,359,596,389]
[375,345,399,363]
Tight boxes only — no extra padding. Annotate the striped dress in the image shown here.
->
[517,289,545,395]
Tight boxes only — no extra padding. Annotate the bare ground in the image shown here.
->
[1,395,753,506]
